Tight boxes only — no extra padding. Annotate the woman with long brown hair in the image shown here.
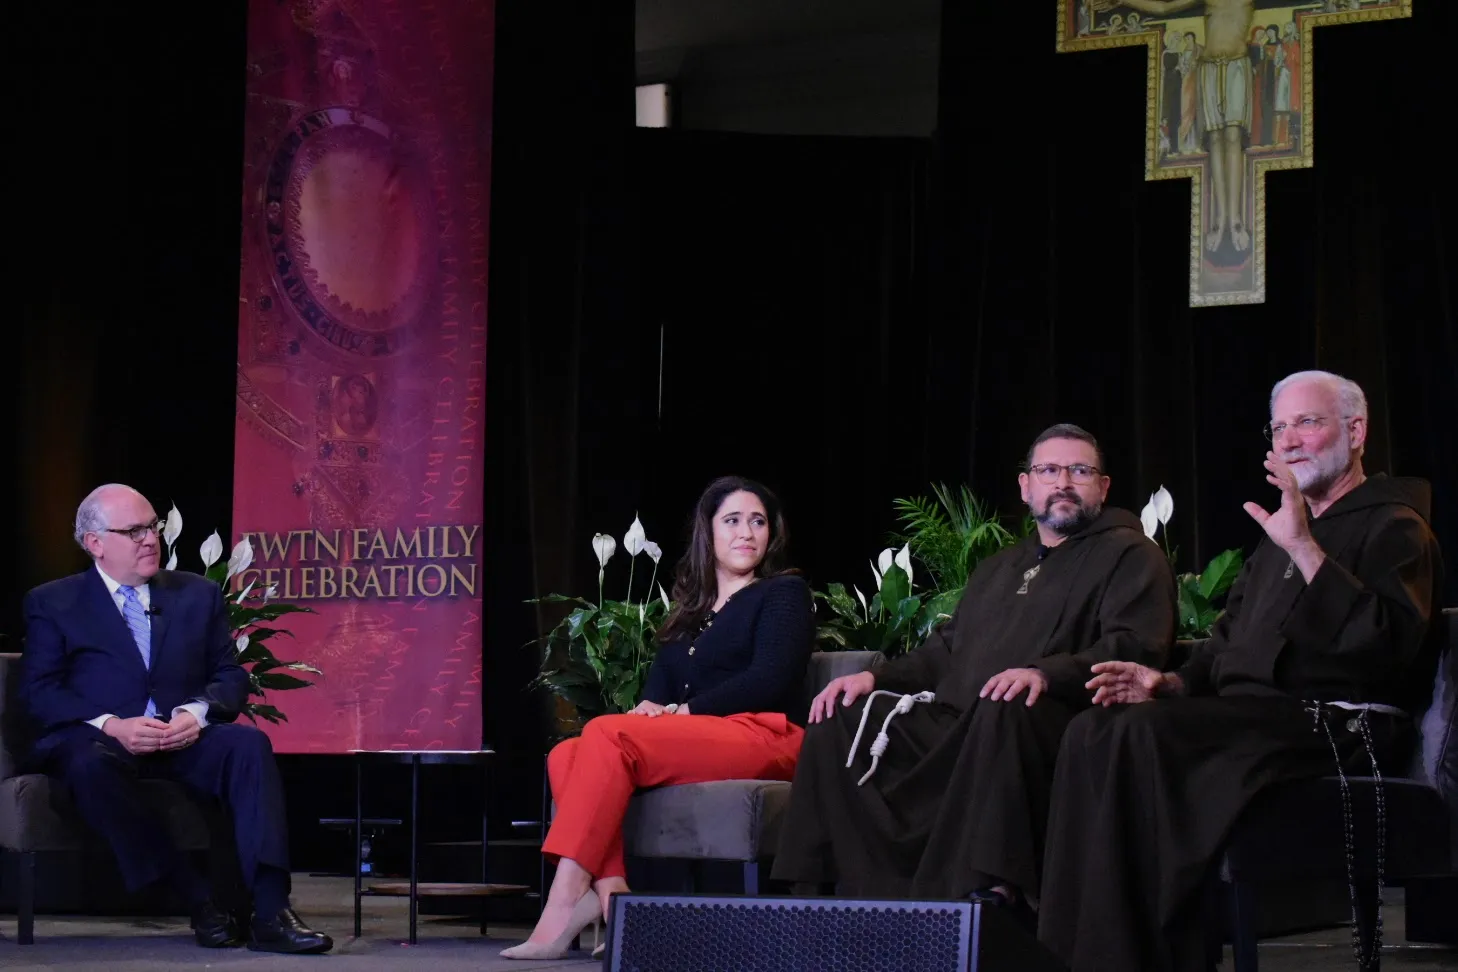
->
[502,476,814,959]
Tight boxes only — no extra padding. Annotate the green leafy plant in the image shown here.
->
[889,483,1022,594]
[1174,549,1242,639]
[813,551,963,658]
[1139,487,1244,639]
[160,506,321,725]
[815,485,1025,657]
[530,516,670,733]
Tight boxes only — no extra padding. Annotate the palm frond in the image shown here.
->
[891,482,1021,592]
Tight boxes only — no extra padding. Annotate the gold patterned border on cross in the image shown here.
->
[1055,1,1412,307]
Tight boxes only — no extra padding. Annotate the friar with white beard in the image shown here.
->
[770,424,1175,917]
[1037,371,1445,972]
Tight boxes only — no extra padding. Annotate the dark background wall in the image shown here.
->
[6,0,1454,890]
[635,0,941,137]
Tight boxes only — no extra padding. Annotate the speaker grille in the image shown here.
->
[608,895,971,972]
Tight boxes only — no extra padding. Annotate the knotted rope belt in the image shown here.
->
[845,690,936,786]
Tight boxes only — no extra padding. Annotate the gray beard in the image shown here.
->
[1281,434,1354,495]
[1033,493,1102,536]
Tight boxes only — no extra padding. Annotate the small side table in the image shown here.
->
[350,749,525,944]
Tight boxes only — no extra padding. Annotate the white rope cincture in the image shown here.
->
[1320,700,1406,718]
[845,689,935,786]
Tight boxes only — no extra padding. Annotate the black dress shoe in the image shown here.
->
[248,907,334,954]
[191,900,243,948]
[969,887,1036,933]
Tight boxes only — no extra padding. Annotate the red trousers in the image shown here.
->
[542,712,804,879]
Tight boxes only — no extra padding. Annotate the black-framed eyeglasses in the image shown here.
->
[1027,463,1103,485]
[105,520,166,543]
[1263,415,1330,441]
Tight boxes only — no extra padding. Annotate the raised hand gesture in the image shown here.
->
[1243,452,1313,553]
[1243,450,1327,582]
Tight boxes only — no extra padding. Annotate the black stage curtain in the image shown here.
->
[491,33,951,681]
[632,129,939,593]
[486,0,645,759]
[6,3,248,640]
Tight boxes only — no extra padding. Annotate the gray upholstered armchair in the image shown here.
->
[618,650,883,893]
[0,652,219,944]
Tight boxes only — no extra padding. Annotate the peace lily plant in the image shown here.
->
[161,505,321,725]
[531,515,671,731]
[815,543,964,657]
[1138,486,1243,640]
[815,484,1027,657]
[890,483,1025,594]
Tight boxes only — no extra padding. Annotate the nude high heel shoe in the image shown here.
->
[500,890,601,960]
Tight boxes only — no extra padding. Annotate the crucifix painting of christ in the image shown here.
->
[1057,0,1412,306]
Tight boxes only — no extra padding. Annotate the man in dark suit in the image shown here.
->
[19,483,332,953]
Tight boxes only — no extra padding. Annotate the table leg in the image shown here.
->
[540,754,549,917]
[480,759,490,936]
[409,754,419,945]
[354,755,362,938]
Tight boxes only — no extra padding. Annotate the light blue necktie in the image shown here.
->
[118,585,158,718]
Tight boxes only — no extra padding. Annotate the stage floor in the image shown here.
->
[0,875,1451,970]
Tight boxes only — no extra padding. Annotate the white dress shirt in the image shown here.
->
[88,565,210,732]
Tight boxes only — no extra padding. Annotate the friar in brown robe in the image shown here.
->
[1038,371,1444,972]
[770,424,1176,910]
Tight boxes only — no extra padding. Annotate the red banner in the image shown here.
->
[231,0,493,752]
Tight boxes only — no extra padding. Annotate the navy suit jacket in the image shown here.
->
[20,568,249,757]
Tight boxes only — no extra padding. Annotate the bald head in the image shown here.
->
[75,484,162,586]
[74,484,144,549]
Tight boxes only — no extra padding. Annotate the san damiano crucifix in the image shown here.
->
[1057,0,1412,307]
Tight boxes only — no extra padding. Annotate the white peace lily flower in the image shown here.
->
[894,543,914,587]
[235,632,250,655]
[624,516,647,557]
[1140,498,1160,540]
[163,505,183,547]
[643,540,662,564]
[853,584,870,619]
[165,549,178,571]
[659,584,671,611]
[877,548,895,577]
[263,585,279,604]
[225,538,254,581]
[639,603,646,625]
[1153,485,1174,525]
[236,579,256,604]
[870,560,882,591]
[200,532,224,569]
[592,533,616,568]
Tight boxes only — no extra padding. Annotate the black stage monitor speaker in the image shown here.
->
[601,892,1068,972]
